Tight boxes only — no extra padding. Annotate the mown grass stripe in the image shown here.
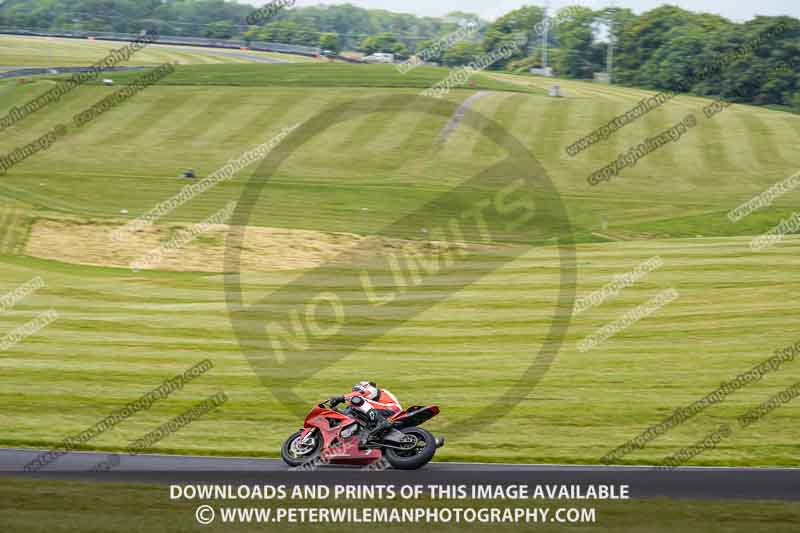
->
[0,209,13,254]
[466,92,513,159]
[220,91,309,145]
[71,90,167,145]
[145,92,231,148]
[100,92,197,147]
[547,95,589,161]
[694,111,735,176]
[736,112,789,171]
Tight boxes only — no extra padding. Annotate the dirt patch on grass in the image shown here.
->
[24,217,485,273]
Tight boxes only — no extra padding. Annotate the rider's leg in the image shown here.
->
[367,408,392,431]
[354,401,391,444]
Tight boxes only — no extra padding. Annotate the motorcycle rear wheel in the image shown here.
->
[384,427,436,470]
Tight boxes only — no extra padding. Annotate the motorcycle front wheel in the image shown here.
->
[281,430,322,467]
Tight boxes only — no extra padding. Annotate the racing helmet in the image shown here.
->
[353,381,378,400]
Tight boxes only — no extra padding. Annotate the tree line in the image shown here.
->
[0,0,465,54]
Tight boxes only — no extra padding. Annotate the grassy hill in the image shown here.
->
[98,63,539,91]
[0,59,798,466]
[0,35,320,67]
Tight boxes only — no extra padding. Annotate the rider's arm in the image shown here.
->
[328,395,346,406]
[369,389,402,411]
[367,398,400,411]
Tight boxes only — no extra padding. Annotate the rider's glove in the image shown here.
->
[329,396,345,406]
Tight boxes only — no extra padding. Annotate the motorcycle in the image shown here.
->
[281,397,444,470]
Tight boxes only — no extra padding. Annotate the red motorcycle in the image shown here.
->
[281,398,444,470]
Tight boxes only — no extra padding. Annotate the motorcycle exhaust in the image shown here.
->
[435,436,445,448]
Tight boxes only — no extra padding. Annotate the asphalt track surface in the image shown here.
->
[0,65,145,79]
[1,449,798,501]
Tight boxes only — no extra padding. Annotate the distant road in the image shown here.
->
[0,66,144,79]
[1,448,798,501]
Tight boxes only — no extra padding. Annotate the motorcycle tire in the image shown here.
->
[384,427,436,470]
[281,430,322,468]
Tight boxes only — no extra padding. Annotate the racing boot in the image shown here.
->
[359,411,392,447]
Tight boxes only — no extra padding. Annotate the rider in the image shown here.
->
[330,381,402,445]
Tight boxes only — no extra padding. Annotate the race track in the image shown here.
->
[1,448,798,501]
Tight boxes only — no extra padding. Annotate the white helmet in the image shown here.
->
[353,381,378,400]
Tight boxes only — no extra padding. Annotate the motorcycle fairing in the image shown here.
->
[390,405,440,429]
[300,404,382,465]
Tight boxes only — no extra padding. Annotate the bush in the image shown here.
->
[506,56,543,74]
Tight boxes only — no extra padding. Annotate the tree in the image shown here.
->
[635,25,709,90]
[551,6,597,79]
[359,32,409,58]
[442,42,484,67]
[413,39,437,59]
[204,21,235,40]
[612,6,730,85]
[319,32,341,54]
[711,17,800,105]
[482,6,545,68]
[444,11,483,27]
[792,92,800,111]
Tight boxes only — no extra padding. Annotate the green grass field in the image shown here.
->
[0,51,798,466]
[0,35,320,67]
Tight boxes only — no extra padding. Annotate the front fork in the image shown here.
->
[298,427,317,446]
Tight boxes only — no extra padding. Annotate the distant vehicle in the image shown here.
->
[530,67,554,77]
[102,79,114,86]
[594,72,611,84]
[363,52,395,64]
